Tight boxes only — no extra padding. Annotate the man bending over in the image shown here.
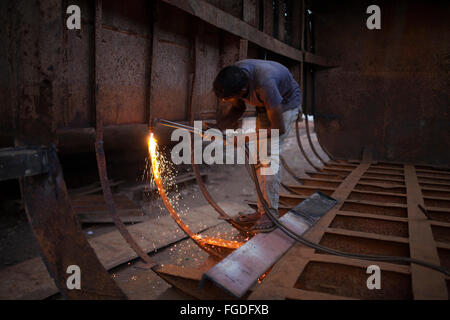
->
[213,59,302,233]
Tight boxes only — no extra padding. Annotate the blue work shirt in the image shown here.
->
[234,59,302,113]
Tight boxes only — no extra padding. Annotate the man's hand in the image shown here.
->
[216,99,246,131]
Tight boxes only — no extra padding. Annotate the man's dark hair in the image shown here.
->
[213,66,248,99]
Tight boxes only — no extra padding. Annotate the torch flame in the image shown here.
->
[148,133,160,179]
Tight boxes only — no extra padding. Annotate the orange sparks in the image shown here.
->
[148,133,160,180]
[148,133,194,238]
[148,132,245,252]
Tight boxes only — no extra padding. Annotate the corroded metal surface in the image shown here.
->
[95,121,156,268]
[20,147,126,299]
[312,0,450,166]
[201,192,333,298]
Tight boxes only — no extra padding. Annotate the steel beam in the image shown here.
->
[404,165,448,299]
[160,0,332,66]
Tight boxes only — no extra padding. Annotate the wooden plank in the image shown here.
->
[360,176,406,184]
[345,199,407,209]
[239,39,248,60]
[77,213,148,224]
[68,180,124,197]
[283,287,356,300]
[357,181,405,189]
[404,165,448,299]
[285,187,408,202]
[306,171,346,179]
[285,184,336,192]
[436,242,450,250]
[0,201,247,300]
[280,195,410,210]
[336,211,409,223]
[424,206,450,214]
[350,190,407,203]
[298,178,343,186]
[417,174,450,182]
[154,264,238,300]
[325,227,409,244]
[367,169,404,176]
[419,179,450,187]
[429,220,450,228]
[310,253,410,275]
[416,169,450,177]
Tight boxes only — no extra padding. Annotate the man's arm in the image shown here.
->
[216,99,246,131]
[265,105,286,137]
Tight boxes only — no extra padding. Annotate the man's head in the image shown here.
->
[213,66,249,102]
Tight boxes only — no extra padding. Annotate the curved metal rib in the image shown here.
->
[280,182,302,195]
[149,134,242,259]
[280,155,304,184]
[295,117,321,171]
[190,135,232,221]
[304,110,328,166]
[95,121,156,268]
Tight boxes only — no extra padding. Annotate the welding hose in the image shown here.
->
[158,121,448,275]
[190,133,232,221]
[242,144,450,277]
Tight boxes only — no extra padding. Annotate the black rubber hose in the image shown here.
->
[243,144,450,277]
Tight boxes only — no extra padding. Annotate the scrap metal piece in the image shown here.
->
[289,191,337,224]
[200,192,336,298]
[20,146,126,299]
[200,209,310,298]
[0,147,49,181]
